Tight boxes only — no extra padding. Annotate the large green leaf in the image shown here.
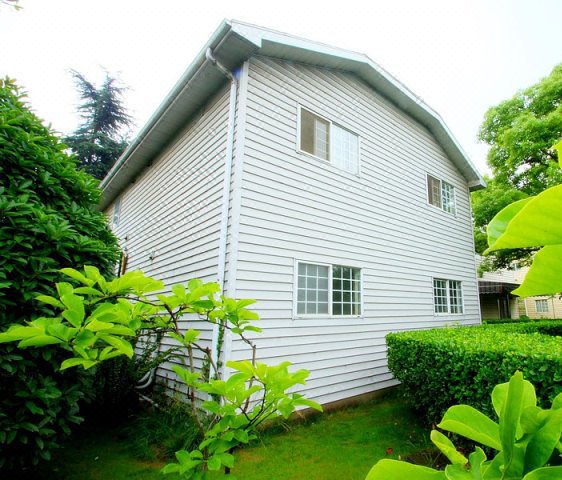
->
[438,406,502,451]
[18,335,63,348]
[492,373,536,420]
[430,430,468,465]
[512,245,562,296]
[486,198,532,250]
[524,409,562,472]
[499,372,525,466]
[365,459,446,480]
[487,186,562,251]
[522,466,562,479]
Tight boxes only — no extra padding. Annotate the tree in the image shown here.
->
[485,140,562,297]
[473,64,562,272]
[479,63,562,196]
[0,267,322,477]
[64,70,132,180]
[471,177,532,273]
[0,78,120,470]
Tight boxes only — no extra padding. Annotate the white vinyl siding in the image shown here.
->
[535,299,548,313]
[299,107,359,174]
[230,56,479,405]
[433,278,463,314]
[104,87,231,395]
[427,174,456,214]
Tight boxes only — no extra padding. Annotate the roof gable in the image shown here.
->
[99,20,485,210]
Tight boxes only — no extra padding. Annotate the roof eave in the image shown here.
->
[99,20,485,210]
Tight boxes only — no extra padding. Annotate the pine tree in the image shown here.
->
[64,70,133,180]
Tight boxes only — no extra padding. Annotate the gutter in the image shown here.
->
[209,48,239,376]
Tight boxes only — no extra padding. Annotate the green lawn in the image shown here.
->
[35,392,432,480]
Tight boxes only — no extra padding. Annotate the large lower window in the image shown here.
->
[433,278,463,314]
[297,262,361,316]
[427,175,456,214]
[299,107,359,174]
[535,299,549,313]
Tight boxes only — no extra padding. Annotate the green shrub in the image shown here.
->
[124,397,201,461]
[367,371,562,480]
[0,78,119,471]
[482,316,560,325]
[387,322,562,423]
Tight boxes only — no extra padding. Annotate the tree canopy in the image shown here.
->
[64,70,132,180]
[472,177,533,272]
[474,63,562,273]
[479,63,562,196]
[0,77,120,470]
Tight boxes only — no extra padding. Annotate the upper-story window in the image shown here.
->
[112,197,121,226]
[299,107,359,175]
[427,175,455,214]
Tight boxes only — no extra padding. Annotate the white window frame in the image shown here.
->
[293,260,363,318]
[296,105,361,176]
[427,174,456,215]
[535,299,549,313]
[433,278,464,315]
[112,197,121,226]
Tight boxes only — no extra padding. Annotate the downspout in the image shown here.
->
[209,47,238,376]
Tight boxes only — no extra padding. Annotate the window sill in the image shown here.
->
[296,148,361,178]
[426,201,457,218]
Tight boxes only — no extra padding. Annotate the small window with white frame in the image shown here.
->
[296,262,362,316]
[112,197,121,226]
[427,175,456,214]
[299,107,359,175]
[535,299,549,313]
[433,278,463,314]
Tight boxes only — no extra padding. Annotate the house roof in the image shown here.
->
[99,20,486,210]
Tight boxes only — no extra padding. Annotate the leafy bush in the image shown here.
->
[367,371,562,479]
[0,267,322,477]
[0,78,119,471]
[387,323,562,422]
[124,397,201,461]
[481,316,550,325]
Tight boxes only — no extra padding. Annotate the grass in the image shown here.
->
[33,390,432,480]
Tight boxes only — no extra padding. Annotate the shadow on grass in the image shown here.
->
[24,388,437,480]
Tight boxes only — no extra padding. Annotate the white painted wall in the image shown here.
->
[105,87,231,392]
[228,56,481,405]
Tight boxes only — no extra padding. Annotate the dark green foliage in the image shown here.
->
[386,322,562,423]
[64,70,132,180]
[482,316,558,325]
[479,63,562,196]
[471,178,533,273]
[0,78,119,470]
[124,399,202,461]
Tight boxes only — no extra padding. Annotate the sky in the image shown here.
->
[1,0,561,176]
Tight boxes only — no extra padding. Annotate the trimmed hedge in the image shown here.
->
[483,317,562,325]
[386,321,562,422]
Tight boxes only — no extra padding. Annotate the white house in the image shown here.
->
[100,20,485,406]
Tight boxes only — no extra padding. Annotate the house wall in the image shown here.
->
[105,86,231,390]
[480,296,500,319]
[522,296,562,319]
[229,56,481,405]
